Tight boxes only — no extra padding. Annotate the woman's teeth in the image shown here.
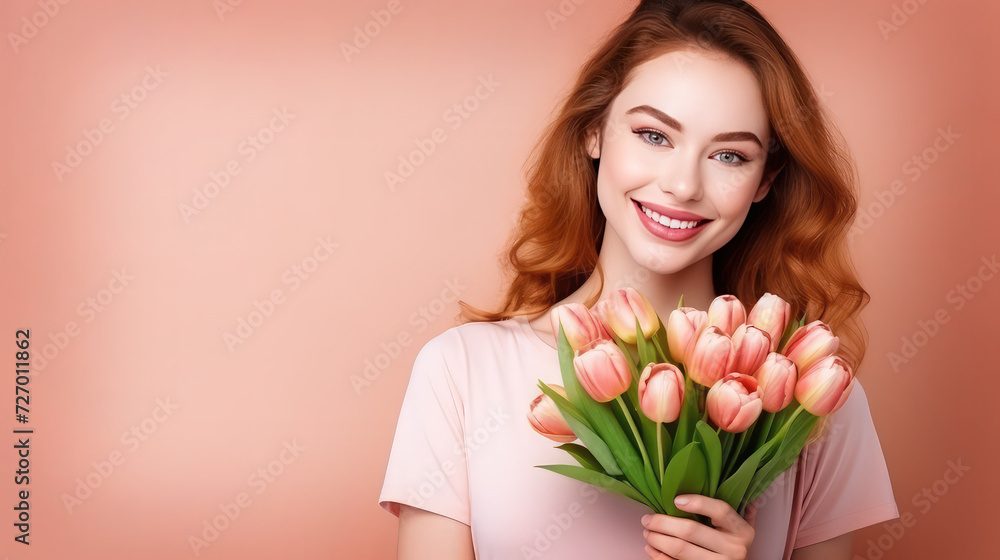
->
[640,204,702,229]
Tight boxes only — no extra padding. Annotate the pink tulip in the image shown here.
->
[637,363,685,423]
[706,373,764,433]
[707,294,746,337]
[572,339,633,403]
[527,385,577,443]
[782,320,840,374]
[752,352,797,412]
[727,324,771,376]
[794,355,855,415]
[604,288,660,344]
[686,326,733,387]
[592,299,612,331]
[548,303,610,351]
[747,293,791,352]
[666,307,708,364]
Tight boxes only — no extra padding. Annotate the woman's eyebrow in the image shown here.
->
[625,104,762,148]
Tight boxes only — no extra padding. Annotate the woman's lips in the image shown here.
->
[633,198,708,222]
[632,199,710,242]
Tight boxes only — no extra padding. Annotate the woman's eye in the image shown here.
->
[714,151,749,166]
[636,129,668,146]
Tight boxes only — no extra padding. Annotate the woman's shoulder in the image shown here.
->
[413,317,533,367]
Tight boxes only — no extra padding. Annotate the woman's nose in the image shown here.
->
[658,153,703,202]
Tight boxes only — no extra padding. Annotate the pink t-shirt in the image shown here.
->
[379,316,899,559]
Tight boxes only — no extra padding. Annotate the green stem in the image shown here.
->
[719,428,734,469]
[656,421,664,480]
[616,396,652,468]
[722,428,750,481]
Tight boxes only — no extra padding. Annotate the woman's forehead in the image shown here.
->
[610,49,770,140]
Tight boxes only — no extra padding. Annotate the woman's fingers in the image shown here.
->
[640,496,757,559]
[642,514,723,552]
[673,495,755,541]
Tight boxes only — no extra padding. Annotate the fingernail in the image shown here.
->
[641,514,650,526]
[674,496,689,506]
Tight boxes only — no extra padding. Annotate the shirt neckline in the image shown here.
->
[512,315,558,354]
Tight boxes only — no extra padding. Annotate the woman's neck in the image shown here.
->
[568,228,717,315]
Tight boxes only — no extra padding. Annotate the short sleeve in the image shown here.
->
[377,330,471,526]
[792,379,899,548]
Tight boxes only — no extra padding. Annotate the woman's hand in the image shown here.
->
[641,495,758,559]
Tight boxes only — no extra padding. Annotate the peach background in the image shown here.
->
[0,0,996,558]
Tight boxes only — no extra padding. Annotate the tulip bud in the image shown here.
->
[527,385,577,443]
[794,355,855,415]
[747,293,791,352]
[604,288,660,344]
[752,352,797,412]
[686,326,733,387]
[707,294,746,337]
[782,320,840,374]
[727,324,771,376]
[638,363,685,423]
[706,373,763,433]
[572,339,633,403]
[666,307,708,364]
[549,303,610,351]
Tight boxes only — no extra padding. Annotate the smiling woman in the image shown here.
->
[378,1,898,559]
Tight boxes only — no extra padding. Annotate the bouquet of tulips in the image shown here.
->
[526,289,855,523]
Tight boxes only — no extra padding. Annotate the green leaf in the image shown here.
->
[653,314,673,364]
[637,318,654,370]
[743,411,819,509]
[537,464,658,512]
[659,442,709,519]
[694,421,722,497]
[539,381,623,476]
[722,425,753,482]
[556,443,604,473]
[556,323,658,505]
[715,434,780,511]
[643,457,665,512]
[658,422,673,471]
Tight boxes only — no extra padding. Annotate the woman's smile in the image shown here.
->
[632,199,711,242]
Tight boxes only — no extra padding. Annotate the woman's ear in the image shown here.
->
[753,162,784,203]
[586,128,601,159]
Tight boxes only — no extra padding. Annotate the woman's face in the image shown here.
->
[589,48,777,276]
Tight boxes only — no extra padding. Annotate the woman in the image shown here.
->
[379,1,898,558]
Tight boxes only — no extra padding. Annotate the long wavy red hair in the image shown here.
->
[458,0,870,377]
